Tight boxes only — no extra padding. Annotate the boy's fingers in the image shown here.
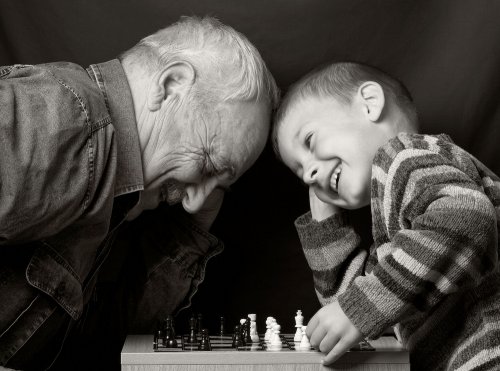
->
[318,333,339,353]
[305,314,319,338]
[309,326,327,349]
[322,338,351,366]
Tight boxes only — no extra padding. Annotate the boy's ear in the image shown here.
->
[147,61,196,112]
[358,81,385,122]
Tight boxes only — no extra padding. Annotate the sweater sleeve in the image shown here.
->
[295,210,368,305]
[338,146,498,338]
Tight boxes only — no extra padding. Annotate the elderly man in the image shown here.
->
[0,16,278,370]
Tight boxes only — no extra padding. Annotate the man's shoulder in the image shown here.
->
[38,61,111,130]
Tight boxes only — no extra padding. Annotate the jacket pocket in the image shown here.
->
[26,243,83,320]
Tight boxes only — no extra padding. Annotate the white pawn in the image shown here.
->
[294,310,304,342]
[248,313,259,343]
[269,324,282,350]
[299,325,311,350]
[264,317,275,343]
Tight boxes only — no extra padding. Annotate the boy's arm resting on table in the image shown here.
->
[295,189,368,365]
[295,206,368,305]
[338,148,499,340]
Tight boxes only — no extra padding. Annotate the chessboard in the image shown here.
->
[122,334,409,371]
[154,333,375,352]
[122,312,409,370]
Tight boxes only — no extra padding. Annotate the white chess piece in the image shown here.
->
[294,310,304,342]
[299,325,311,350]
[248,314,259,343]
[269,324,282,350]
[265,317,276,343]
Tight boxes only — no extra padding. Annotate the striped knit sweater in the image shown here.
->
[295,133,500,370]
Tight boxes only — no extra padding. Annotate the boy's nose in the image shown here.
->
[303,165,319,185]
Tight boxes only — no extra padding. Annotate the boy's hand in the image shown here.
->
[309,187,341,221]
[306,300,364,365]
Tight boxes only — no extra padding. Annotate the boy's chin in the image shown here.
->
[339,194,370,210]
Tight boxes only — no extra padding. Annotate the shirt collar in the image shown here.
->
[87,59,144,197]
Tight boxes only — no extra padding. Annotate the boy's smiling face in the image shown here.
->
[277,94,394,210]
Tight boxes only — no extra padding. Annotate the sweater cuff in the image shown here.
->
[295,211,349,250]
[337,278,393,339]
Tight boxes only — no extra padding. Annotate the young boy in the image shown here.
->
[272,62,500,370]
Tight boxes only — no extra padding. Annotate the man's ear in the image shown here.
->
[147,61,196,112]
[358,81,385,122]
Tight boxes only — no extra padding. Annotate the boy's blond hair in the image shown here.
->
[272,62,418,159]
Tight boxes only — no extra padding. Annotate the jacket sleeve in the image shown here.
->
[295,211,369,305]
[0,64,93,244]
[338,148,498,338]
[105,203,223,332]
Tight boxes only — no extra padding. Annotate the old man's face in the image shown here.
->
[128,98,270,220]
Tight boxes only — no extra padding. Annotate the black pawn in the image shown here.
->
[199,329,211,351]
[232,325,243,348]
[188,316,198,343]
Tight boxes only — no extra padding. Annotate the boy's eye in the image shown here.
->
[305,132,313,149]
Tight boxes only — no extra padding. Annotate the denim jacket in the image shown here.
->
[0,60,222,368]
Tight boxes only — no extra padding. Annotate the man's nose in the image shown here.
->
[303,163,319,185]
[182,178,218,214]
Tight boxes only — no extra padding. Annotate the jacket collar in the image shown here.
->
[87,59,144,197]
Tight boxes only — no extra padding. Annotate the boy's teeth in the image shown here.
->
[331,164,342,191]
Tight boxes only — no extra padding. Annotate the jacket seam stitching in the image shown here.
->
[48,70,94,210]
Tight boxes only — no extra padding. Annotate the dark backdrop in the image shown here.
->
[1,0,500,335]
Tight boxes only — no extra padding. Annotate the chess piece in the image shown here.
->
[197,313,203,335]
[164,316,177,348]
[167,315,176,338]
[219,316,225,336]
[154,328,162,350]
[248,314,259,343]
[232,325,243,348]
[239,318,248,345]
[187,316,198,343]
[269,324,282,350]
[199,329,211,351]
[264,317,274,343]
[299,325,311,350]
[244,318,252,345]
[294,310,304,342]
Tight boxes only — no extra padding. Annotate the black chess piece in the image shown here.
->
[232,325,243,348]
[197,313,203,335]
[245,318,252,344]
[167,315,176,338]
[219,316,225,336]
[199,329,211,351]
[187,316,198,343]
[164,317,177,348]
[154,328,162,350]
[239,320,248,346]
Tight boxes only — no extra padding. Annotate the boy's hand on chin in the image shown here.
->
[306,300,364,366]
[309,187,341,221]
